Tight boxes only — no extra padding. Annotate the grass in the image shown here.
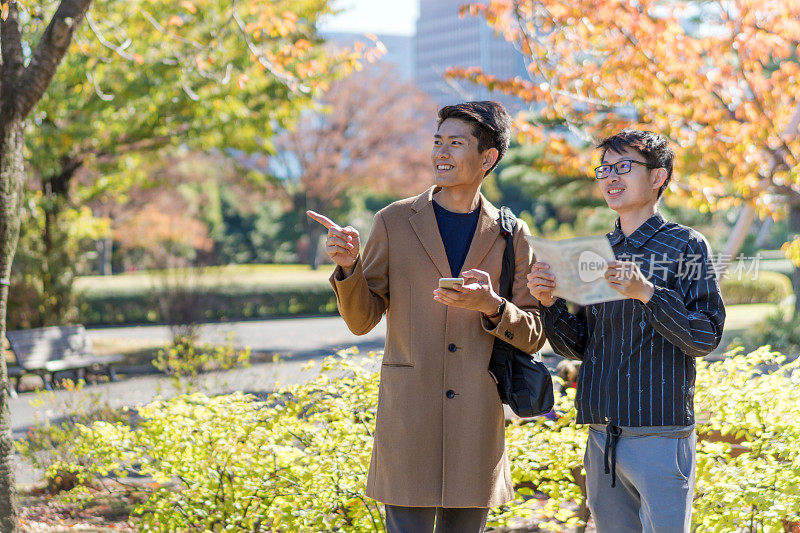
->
[716,302,794,355]
[91,337,164,369]
[724,302,787,330]
[75,264,337,297]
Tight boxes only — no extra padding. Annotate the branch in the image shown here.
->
[42,130,186,191]
[89,131,183,164]
[17,0,93,119]
[769,182,800,204]
[84,12,138,63]
[433,64,476,101]
[231,0,309,95]
[511,2,593,143]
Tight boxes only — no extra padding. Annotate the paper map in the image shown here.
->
[525,235,626,306]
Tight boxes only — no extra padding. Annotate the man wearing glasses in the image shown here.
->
[527,129,726,532]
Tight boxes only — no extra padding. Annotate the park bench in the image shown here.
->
[5,325,123,398]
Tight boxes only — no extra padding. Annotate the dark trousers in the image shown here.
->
[385,504,489,533]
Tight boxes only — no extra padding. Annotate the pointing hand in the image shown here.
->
[306,211,361,271]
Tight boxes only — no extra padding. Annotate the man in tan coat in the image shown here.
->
[308,101,545,532]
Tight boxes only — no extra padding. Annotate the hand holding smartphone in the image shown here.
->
[438,277,464,290]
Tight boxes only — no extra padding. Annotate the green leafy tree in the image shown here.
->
[10,0,367,326]
[0,0,363,528]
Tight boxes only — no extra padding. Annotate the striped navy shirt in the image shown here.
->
[541,212,726,426]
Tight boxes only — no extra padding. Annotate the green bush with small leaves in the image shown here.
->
[60,347,799,531]
[152,333,252,394]
[693,347,800,532]
[69,350,382,532]
[15,378,131,492]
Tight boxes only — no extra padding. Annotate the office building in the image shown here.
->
[415,0,529,111]
[323,31,415,80]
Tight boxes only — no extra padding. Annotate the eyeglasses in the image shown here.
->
[593,160,655,180]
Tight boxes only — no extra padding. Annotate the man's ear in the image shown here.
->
[651,168,668,191]
[482,148,499,172]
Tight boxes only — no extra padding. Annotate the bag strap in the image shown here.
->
[498,206,517,300]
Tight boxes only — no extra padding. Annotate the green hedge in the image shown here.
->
[720,270,793,305]
[77,268,793,326]
[78,284,338,327]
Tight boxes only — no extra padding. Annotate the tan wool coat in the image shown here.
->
[330,186,546,508]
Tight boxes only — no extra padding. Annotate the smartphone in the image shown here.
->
[438,277,464,290]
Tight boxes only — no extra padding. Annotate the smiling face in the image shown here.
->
[599,147,666,215]
[431,118,498,191]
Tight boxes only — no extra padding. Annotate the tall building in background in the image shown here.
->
[323,32,415,80]
[415,0,528,111]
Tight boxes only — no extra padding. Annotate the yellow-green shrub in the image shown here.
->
[693,347,800,532]
[71,350,381,532]
[64,347,800,532]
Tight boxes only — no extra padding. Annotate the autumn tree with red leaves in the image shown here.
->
[271,63,437,268]
[452,0,800,308]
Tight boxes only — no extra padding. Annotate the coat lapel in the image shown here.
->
[409,187,502,278]
[410,187,452,278]
[460,194,500,273]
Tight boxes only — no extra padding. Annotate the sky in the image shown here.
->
[319,0,419,36]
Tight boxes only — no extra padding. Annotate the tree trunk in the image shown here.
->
[41,189,77,325]
[789,202,800,316]
[0,118,25,533]
[0,1,94,527]
[309,225,324,270]
[719,204,756,276]
[97,237,112,275]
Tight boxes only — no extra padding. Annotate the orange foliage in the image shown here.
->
[451,0,800,218]
[272,63,437,213]
[113,202,212,253]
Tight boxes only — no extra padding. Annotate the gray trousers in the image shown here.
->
[585,425,696,533]
[384,505,489,533]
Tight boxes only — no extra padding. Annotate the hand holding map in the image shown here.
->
[525,235,626,306]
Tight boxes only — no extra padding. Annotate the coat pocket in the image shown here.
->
[380,345,414,367]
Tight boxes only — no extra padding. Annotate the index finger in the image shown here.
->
[306,210,341,231]
[462,269,488,280]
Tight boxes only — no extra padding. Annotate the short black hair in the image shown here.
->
[596,129,675,199]
[437,101,511,176]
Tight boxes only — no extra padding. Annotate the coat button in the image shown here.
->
[446,390,455,399]
[448,343,457,352]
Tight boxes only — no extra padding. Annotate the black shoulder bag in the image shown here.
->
[487,207,555,418]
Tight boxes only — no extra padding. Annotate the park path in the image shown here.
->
[12,312,736,486]
[11,316,387,485]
